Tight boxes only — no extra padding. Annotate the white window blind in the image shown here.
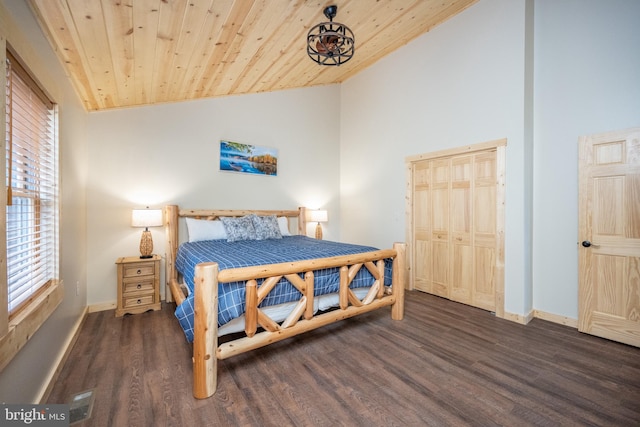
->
[5,51,58,315]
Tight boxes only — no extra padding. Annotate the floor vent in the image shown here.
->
[69,389,95,425]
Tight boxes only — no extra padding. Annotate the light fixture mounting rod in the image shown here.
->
[323,5,338,21]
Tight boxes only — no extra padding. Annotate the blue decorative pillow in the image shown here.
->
[250,214,282,240]
[221,216,257,242]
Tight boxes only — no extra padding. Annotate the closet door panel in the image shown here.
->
[432,159,450,232]
[475,246,496,311]
[431,159,450,298]
[474,186,496,233]
[414,239,431,293]
[474,152,497,234]
[413,160,432,293]
[452,244,473,303]
[432,240,449,297]
[451,156,473,304]
[473,151,497,310]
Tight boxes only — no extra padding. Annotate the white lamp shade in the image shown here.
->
[131,208,163,228]
[308,209,328,223]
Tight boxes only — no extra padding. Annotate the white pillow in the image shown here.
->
[277,216,292,236]
[186,218,227,242]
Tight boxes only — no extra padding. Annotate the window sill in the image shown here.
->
[0,280,63,372]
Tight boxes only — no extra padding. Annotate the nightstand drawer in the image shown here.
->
[122,263,155,278]
[123,294,155,309]
[122,277,155,294]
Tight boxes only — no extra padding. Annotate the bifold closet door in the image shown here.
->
[449,152,497,311]
[411,150,497,313]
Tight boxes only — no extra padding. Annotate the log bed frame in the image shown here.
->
[164,205,406,399]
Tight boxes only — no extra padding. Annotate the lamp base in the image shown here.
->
[315,222,323,240]
[139,229,154,258]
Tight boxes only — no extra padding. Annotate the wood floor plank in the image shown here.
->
[46,291,640,426]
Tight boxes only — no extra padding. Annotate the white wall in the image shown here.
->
[340,0,533,316]
[532,0,640,318]
[341,0,640,320]
[86,86,341,306]
[0,0,88,403]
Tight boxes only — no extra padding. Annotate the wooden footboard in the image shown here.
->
[163,205,406,399]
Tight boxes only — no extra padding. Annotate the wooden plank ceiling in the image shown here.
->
[27,0,477,111]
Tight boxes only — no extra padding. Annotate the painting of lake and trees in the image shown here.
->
[219,140,278,176]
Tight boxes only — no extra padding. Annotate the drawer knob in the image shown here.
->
[136,269,142,275]
[137,299,142,304]
[137,284,142,289]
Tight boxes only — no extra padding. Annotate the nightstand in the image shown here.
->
[115,255,161,317]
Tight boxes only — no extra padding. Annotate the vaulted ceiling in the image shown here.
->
[27,0,477,111]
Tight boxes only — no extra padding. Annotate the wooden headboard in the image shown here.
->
[163,205,308,303]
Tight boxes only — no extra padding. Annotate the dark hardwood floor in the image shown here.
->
[47,291,640,426]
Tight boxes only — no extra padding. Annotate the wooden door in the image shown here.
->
[578,127,640,347]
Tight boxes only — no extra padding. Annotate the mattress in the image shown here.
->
[174,235,392,342]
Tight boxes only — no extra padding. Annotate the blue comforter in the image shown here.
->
[174,236,391,342]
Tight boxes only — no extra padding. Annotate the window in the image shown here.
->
[0,48,61,372]
[5,50,59,316]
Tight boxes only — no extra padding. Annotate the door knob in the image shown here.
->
[581,240,599,248]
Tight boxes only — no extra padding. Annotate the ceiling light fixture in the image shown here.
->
[307,5,355,66]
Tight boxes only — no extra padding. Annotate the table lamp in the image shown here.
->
[308,209,328,240]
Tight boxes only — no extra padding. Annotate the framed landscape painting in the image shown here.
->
[219,140,278,176]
